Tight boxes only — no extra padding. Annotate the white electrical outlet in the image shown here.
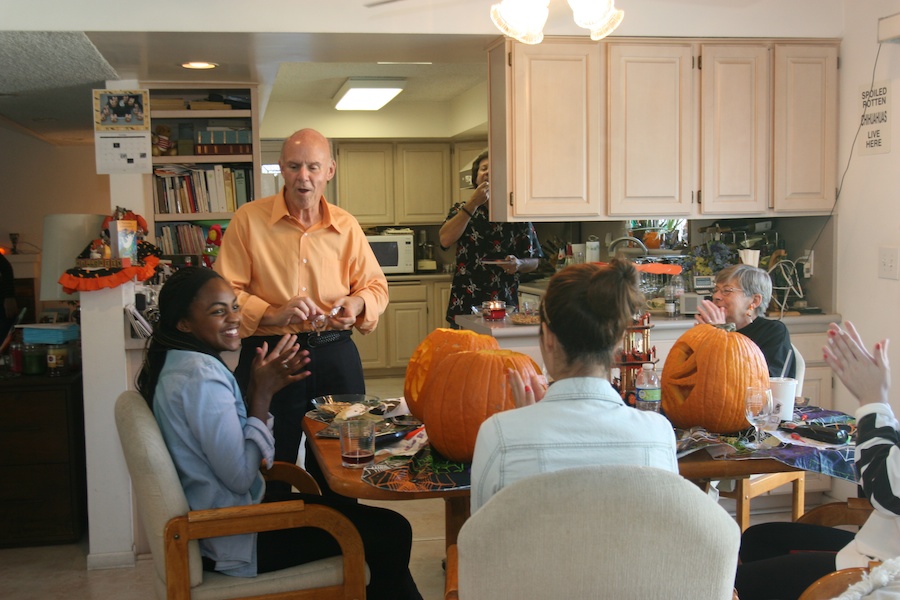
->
[802,249,814,278]
[878,247,900,280]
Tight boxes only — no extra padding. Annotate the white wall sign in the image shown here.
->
[859,80,890,155]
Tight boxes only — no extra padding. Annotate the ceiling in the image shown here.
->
[0,30,496,145]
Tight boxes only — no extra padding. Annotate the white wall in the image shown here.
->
[0,127,109,256]
[831,1,900,499]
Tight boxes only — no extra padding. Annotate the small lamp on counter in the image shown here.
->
[40,214,106,306]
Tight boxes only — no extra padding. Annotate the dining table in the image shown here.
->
[304,414,854,548]
[302,416,471,548]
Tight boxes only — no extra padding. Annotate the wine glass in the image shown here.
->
[744,386,774,447]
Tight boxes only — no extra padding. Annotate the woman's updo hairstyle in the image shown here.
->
[540,259,644,368]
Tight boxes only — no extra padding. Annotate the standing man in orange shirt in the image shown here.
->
[215,128,388,492]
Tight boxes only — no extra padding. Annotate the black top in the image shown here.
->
[442,202,542,326]
[738,317,796,379]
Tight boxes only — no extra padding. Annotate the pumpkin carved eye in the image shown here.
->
[661,324,770,433]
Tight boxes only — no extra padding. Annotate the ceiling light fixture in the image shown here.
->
[181,61,218,70]
[333,78,406,111]
[491,0,624,45]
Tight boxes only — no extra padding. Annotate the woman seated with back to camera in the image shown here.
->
[469,259,679,514]
[694,263,796,379]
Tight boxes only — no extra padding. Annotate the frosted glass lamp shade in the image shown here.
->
[40,214,106,301]
[590,8,624,40]
[567,0,614,28]
[490,0,550,45]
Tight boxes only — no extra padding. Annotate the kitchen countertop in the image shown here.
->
[387,273,452,282]
[456,312,842,338]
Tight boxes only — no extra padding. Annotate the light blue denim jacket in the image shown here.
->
[470,377,678,513]
[153,350,274,577]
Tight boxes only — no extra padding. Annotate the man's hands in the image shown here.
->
[262,295,365,331]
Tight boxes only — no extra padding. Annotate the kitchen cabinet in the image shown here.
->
[335,141,451,226]
[487,37,838,222]
[488,37,604,221]
[395,143,452,223]
[0,373,86,547]
[336,142,395,225]
[700,45,771,215]
[431,279,453,331]
[773,44,839,213]
[356,280,429,372]
[608,42,694,218]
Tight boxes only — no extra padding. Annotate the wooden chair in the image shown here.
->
[721,344,807,531]
[445,465,740,600]
[115,390,367,600]
[797,497,874,528]
[795,498,877,600]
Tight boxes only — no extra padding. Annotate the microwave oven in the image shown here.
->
[365,233,415,275]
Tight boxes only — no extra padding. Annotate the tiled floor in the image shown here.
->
[0,376,798,599]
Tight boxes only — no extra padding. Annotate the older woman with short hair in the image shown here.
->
[694,263,795,378]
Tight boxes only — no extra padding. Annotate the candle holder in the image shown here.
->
[482,300,507,321]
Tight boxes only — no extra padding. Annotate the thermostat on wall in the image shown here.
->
[692,275,715,291]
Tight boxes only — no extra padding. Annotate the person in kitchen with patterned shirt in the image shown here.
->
[439,150,542,327]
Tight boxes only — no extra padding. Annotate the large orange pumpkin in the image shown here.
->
[421,349,542,462]
[404,328,499,419]
[661,324,770,433]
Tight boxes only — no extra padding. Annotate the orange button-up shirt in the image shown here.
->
[214,190,388,337]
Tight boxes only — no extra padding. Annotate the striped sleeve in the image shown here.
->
[855,403,900,516]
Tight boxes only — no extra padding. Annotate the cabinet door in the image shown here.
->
[431,280,453,331]
[609,43,694,217]
[489,39,604,220]
[355,326,388,370]
[387,301,429,367]
[395,143,451,224]
[700,45,771,215]
[336,143,394,225]
[773,45,838,213]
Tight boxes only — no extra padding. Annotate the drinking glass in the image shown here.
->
[744,386,773,447]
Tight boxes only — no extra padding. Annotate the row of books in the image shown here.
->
[156,223,209,256]
[153,165,253,214]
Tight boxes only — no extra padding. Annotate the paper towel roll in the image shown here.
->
[586,241,601,263]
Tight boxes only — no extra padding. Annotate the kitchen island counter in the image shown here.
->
[455,312,842,369]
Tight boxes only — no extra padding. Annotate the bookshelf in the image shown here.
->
[144,83,261,255]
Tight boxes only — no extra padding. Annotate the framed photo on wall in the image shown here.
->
[93,89,149,132]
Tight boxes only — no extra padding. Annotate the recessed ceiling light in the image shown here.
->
[181,62,218,70]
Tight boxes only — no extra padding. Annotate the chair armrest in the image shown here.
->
[798,567,869,600]
[797,499,874,528]
[164,500,365,600]
[261,460,322,495]
[444,543,459,600]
